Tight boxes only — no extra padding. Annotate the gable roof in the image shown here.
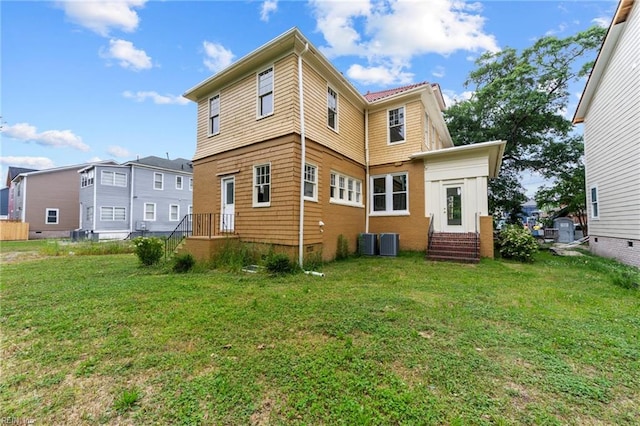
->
[364,82,433,102]
[125,156,193,173]
[10,162,110,183]
[573,0,635,123]
[6,166,38,186]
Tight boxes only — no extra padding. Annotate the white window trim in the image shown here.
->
[209,93,220,136]
[327,85,339,133]
[253,163,271,208]
[45,208,59,224]
[81,170,94,188]
[370,172,410,216]
[176,176,183,190]
[144,203,157,221]
[153,172,164,190]
[189,178,193,191]
[303,163,318,202]
[329,171,363,208]
[100,206,126,221]
[101,170,127,187]
[169,204,180,221]
[257,66,274,119]
[590,185,599,220]
[387,105,406,145]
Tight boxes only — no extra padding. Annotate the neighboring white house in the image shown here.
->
[573,0,640,268]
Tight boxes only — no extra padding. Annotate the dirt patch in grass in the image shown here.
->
[0,250,47,264]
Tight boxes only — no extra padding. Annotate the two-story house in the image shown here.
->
[78,156,193,240]
[573,0,639,268]
[182,28,504,263]
[9,163,115,239]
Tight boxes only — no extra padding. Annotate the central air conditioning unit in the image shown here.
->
[359,233,378,256]
[136,221,146,231]
[379,233,399,256]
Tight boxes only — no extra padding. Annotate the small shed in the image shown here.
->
[554,218,575,243]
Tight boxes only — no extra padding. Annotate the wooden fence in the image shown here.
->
[0,221,29,241]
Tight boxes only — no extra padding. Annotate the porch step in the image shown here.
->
[427,232,479,263]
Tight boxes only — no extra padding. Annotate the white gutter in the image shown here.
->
[364,109,370,233]
[21,177,27,222]
[92,171,97,231]
[298,42,309,268]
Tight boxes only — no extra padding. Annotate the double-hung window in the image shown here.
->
[327,87,338,131]
[388,106,405,143]
[81,170,94,187]
[258,67,274,117]
[144,203,156,221]
[304,164,317,201]
[254,164,271,207]
[45,208,59,224]
[176,176,183,190]
[154,172,163,190]
[209,94,220,135]
[371,173,408,214]
[86,206,93,223]
[330,171,362,207]
[590,186,599,219]
[169,204,180,221]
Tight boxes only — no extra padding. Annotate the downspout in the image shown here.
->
[365,109,370,233]
[298,42,309,268]
[129,166,135,234]
[21,177,27,222]
[92,170,97,231]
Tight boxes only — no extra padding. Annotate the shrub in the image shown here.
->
[303,250,324,271]
[264,252,297,275]
[336,234,349,260]
[173,253,196,273]
[132,237,164,266]
[498,225,539,262]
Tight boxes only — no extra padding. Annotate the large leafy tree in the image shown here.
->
[535,163,587,234]
[444,26,606,218]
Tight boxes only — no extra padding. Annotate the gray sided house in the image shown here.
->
[78,156,193,240]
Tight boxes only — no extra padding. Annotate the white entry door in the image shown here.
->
[443,184,463,232]
[221,177,235,232]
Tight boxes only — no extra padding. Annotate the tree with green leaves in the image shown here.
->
[535,163,587,234]
[444,26,606,220]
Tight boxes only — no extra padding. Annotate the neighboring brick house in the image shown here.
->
[183,28,505,263]
[8,163,113,239]
[573,0,639,268]
[78,156,193,240]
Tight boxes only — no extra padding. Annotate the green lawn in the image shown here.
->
[1,244,639,425]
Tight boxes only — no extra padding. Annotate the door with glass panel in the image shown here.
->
[443,184,463,232]
[221,177,235,232]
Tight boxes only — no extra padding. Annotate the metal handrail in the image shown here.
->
[165,214,193,259]
[427,213,435,253]
[164,213,237,259]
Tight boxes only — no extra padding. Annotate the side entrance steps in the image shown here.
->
[426,232,480,263]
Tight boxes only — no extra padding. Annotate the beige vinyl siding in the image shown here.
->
[24,169,82,232]
[300,62,366,164]
[584,3,640,240]
[194,55,298,161]
[368,98,424,166]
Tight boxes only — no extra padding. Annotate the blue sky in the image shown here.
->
[1,0,615,195]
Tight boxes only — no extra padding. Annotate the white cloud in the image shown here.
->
[101,39,153,71]
[123,90,189,105]
[0,156,56,170]
[441,89,474,108]
[347,64,413,86]
[203,41,235,73]
[310,0,499,86]
[87,156,103,163]
[592,16,610,28]
[59,0,147,36]
[260,0,278,22]
[107,145,131,158]
[432,66,446,78]
[2,123,90,152]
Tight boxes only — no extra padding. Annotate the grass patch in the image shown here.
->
[1,249,639,424]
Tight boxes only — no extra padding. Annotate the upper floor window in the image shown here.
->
[258,67,274,117]
[330,171,362,207]
[304,164,317,201]
[253,163,271,207]
[101,170,127,187]
[388,106,405,144]
[371,172,408,214]
[189,178,193,191]
[176,176,183,190]
[81,170,94,187]
[209,94,220,135]
[46,208,59,224]
[154,172,163,190]
[590,186,599,219]
[327,87,338,131]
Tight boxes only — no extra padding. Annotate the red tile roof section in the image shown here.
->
[363,81,434,102]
